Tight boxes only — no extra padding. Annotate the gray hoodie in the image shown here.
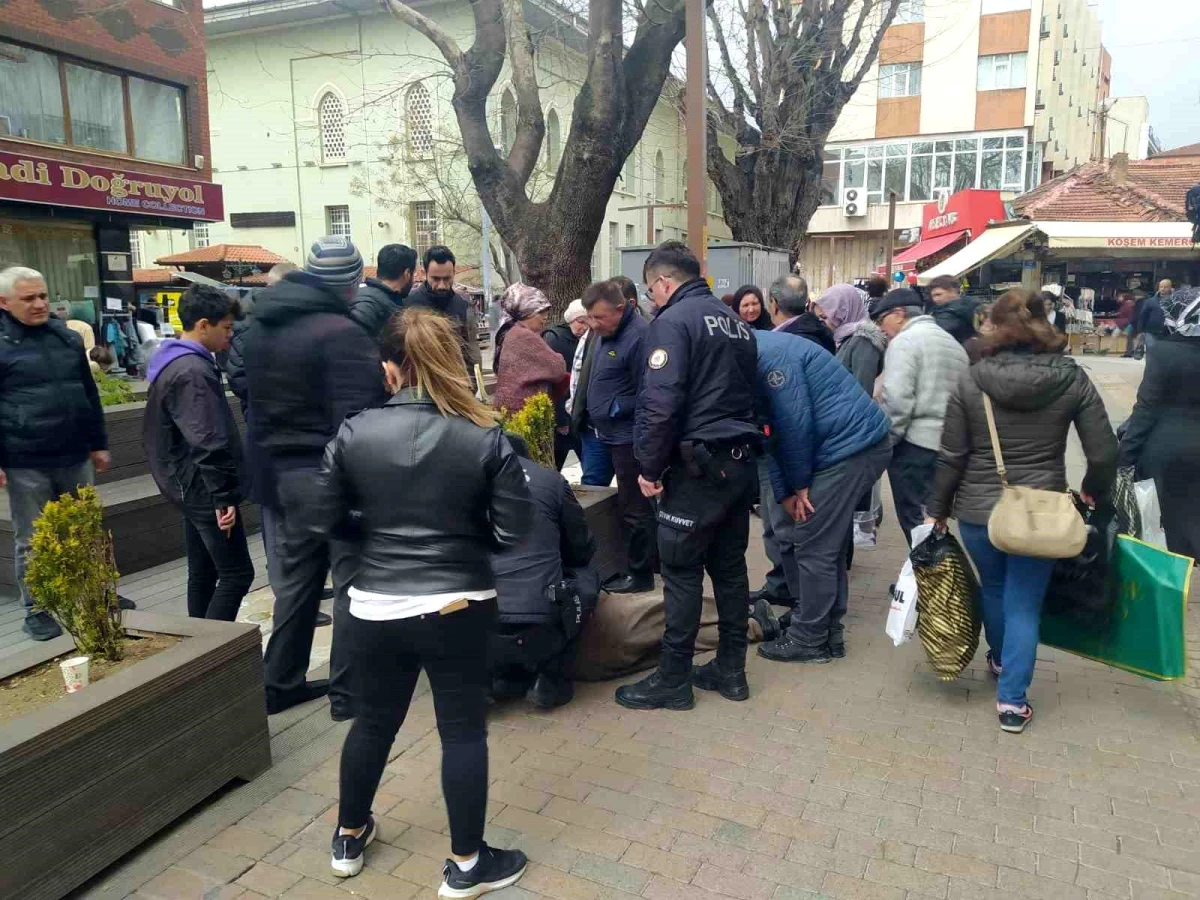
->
[880,315,969,451]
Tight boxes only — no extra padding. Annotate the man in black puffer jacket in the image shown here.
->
[350,243,416,341]
[404,245,481,387]
[0,266,110,641]
[490,434,598,709]
[225,261,296,412]
[244,237,384,716]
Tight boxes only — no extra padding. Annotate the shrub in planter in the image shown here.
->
[502,391,556,470]
[25,486,124,661]
[95,371,135,406]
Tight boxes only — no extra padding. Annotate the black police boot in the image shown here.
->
[614,669,694,711]
[690,659,749,701]
[750,586,793,607]
[757,633,832,664]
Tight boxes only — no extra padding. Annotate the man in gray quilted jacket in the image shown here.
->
[873,289,969,545]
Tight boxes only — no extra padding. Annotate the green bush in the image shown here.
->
[502,391,557,470]
[96,372,135,407]
[25,486,124,661]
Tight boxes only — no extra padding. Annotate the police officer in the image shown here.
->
[615,241,760,711]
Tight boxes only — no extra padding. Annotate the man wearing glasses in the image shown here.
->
[871,288,968,545]
[0,266,110,641]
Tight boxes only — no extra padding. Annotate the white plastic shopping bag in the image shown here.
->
[1134,478,1167,549]
[886,524,933,647]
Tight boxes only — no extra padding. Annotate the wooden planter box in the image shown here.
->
[0,612,271,900]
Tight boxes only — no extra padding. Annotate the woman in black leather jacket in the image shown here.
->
[314,307,533,897]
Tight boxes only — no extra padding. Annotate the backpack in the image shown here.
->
[1186,183,1200,244]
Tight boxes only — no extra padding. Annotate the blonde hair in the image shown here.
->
[381,307,498,428]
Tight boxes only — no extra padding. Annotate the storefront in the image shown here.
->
[883,189,1010,279]
[0,150,223,327]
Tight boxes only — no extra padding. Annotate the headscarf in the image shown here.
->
[499,282,550,327]
[816,284,868,346]
[1163,287,1200,338]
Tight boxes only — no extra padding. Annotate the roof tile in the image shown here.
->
[153,244,289,266]
[1012,156,1200,222]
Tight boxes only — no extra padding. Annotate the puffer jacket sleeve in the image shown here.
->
[880,333,919,441]
[1073,368,1118,500]
[928,371,970,520]
[760,344,817,500]
[485,427,535,551]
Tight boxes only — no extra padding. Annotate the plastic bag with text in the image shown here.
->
[885,524,933,647]
[1134,478,1167,549]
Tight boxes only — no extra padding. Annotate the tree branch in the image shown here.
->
[500,0,545,185]
[381,0,465,65]
[706,5,754,117]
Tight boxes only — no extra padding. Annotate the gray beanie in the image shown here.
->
[305,235,363,290]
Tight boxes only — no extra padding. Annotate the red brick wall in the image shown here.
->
[0,0,211,182]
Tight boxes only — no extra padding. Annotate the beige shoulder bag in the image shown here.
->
[982,393,1086,559]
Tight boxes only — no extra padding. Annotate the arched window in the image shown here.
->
[546,109,560,169]
[654,149,665,199]
[500,89,516,156]
[318,91,346,163]
[406,83,433,157]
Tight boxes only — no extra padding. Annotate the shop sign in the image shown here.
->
[0,151,223,222]
[1045,235,1195,249]
[1104,237,1193,248]
[921,189,1009,240]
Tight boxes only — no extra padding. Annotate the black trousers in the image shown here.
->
[339,598,495,857]
[655,448,757,679]
[609,443,658,577]
[887,440,938,547]
[554,430,581,472]
[182,506,255,621]
[490,621,584,687]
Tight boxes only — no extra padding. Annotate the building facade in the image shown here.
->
[1102,97,1160,161]
[0,0,222,319]
[140,0,730,287]
[797,0,1108,292]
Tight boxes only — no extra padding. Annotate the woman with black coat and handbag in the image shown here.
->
[1119,287,1200,561]
[927,290,1116,734]
[311,308,534,897]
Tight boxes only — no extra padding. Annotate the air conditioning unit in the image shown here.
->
[842,188,866,218]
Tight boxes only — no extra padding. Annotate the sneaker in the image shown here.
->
[439,843,528,898]
[828,641,846,659]
[986,651,1002,678]
[757,633,832,664]
[998,704,1033,734]
[614,669,694,711]
[330,814,376,877]
[690,659,749,701]
[117,594,137,610]
[22,610,62,641]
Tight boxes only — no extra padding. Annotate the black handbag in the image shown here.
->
[1044,496,1117,632]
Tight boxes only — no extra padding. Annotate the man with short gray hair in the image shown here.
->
[0,266,110,640]
[767,275,836,354]
[871,288,968,544]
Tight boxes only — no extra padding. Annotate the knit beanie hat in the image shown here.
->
[564,298,587,323]
[305,236,364,290]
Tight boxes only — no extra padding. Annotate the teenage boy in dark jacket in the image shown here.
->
[144,285,254,622]
[0,266,110,641]
[350,243,416,340]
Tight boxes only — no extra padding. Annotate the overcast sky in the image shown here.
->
[1097,0,1200,150]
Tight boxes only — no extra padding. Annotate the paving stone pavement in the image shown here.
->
[89,357,1200,900]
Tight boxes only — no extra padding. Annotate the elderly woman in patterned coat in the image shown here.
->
[492,283,568,416]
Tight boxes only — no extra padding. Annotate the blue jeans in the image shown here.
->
[580,431,614,486]
[958,522,1056,708]
[7,461,95,610]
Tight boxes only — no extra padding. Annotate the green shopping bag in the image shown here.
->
[1040,535,1191,681]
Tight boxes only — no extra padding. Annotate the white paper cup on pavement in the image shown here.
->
[60,656,90,693]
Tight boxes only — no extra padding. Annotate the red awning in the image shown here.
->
[892,230,969,267]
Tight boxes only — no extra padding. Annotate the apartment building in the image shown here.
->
[798,0,1107,292]
[139,0,730,285]
[0,0,221,316]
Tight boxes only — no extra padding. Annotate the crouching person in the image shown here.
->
[490,434,599,709]
[753,330,891,664]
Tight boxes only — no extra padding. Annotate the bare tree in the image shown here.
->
[383,0,688,312]
[705,0,902,263]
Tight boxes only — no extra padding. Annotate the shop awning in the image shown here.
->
[1034,220,1195,250]
[891,230,969,269]
[917,222,1037,286]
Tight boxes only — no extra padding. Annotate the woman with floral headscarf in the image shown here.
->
[492,283,567,416]
[1119,286,1200,560]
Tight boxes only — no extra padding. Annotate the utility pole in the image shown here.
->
[685,0,707,275]
[885,191,897,280]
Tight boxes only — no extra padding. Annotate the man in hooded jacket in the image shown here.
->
[350,243,416,340]
[244,236,384,716]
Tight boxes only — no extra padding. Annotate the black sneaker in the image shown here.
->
[22,610,62,641]
[439,843,528,898]
[999,704,1033,734]
[690,659,749,701]
[330,814,375,877]
[828,641,846,659]
[117,594,137,610]
[757,633,832,664]
[614,669,694,711]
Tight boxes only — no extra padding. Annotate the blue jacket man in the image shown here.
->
[754,329,892,664]
[581,280,655,593]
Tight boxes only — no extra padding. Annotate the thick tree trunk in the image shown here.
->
[720,149,825,266]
